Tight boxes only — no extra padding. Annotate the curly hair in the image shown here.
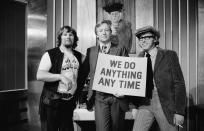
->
[95,20,112,35]
[56,26,79,49]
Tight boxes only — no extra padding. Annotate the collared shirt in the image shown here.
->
[99,42,111,53]
[147,47,158,71]
[146,47,158,90]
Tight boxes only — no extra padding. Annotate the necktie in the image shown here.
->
[146,53,154,98]
[101,45,107,54]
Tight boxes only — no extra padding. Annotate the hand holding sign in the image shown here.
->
[92,53,147,97]
[113,93,125,98]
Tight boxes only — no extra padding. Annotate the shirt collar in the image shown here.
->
[147,47,158,58]
[99,42,111,51]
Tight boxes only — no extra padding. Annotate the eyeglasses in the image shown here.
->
[139,36,155,41]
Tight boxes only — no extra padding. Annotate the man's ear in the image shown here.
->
[153,37,158,42]
[153,37,159,46]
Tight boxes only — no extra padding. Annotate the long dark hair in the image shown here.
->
[56,26,79,49]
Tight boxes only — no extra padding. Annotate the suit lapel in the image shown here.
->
[109,43,118,55]
[92,45,100,65]
[154,48,165,73]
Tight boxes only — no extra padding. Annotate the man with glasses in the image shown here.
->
[131,26,186,131]
[79,20,129,131]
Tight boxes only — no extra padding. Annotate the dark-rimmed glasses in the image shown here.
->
[139,36,155,41]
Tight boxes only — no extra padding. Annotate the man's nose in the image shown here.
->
[112,13,117,17]
[66,35,71,38]
[101,30,107,34]
[139,41,145,45]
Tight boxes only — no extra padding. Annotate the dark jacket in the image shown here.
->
[79,43,129,111]
[134,47,187,125]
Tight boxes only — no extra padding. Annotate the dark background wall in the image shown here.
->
[0,0,28,130]
[0,0,26,91]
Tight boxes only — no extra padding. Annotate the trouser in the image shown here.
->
[132,90,177,131]
[40,99,75,131]
[94,93,126,131]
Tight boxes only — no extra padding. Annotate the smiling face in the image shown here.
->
[96,23,112,44]
[138,32,156,52]
[60,29,75,48]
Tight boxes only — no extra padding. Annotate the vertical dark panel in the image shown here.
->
[188,0,197,103]
[0,1,7,91]
[198,0,204,131]
[14,2,26,90]
[189,0,198,130]
[5,2,14,90]
[63,0,70,26]
[72,0,77,30]
[153,0,157,27]
[158,0,165,48]
[7,2,15,90]
[97,0,104,22]
[55,0,62,43]
[0,1,26,91]
[198,0,204,104]
[164,0,171,50]
[15,1,26,90]
[172,0,179,53]
[124,0,136,53]
[47,0,54,49]
[180,0,188,88]
[180,0,189,130]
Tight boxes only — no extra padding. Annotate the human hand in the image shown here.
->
[67,84,76,96]
[136,44,145,57]
[138,42,145,50]
[60,75,72,90]
[113,93,125,98]
[131,109,137,119]
[173,114,184,128]
[61,93,73,101]
[86,98,94,111]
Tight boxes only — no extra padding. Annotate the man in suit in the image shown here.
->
[132,26,186,131]
[79,20,129,131]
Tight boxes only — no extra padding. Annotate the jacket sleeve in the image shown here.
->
[77,48,90,92]
[120,45,129,57]
[170,51,187,115]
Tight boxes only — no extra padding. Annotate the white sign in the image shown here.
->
[92,53,147,97]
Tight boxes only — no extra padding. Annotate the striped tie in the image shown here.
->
[146,53,154,98]
[102,45,107,54]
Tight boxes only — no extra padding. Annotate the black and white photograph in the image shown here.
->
[0,0,204,131]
